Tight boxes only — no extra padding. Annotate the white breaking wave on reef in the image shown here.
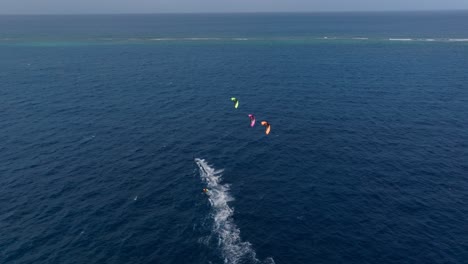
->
[389,38,413,41]
[195,158,274,264]
[2,36,468,45]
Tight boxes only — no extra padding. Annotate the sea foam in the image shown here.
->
[195,158,274,264]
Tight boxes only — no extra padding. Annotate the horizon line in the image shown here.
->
[1,9,468,16]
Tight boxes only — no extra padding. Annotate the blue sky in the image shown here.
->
[1,0,468,14]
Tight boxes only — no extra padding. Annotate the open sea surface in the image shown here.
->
[1,12,467,264]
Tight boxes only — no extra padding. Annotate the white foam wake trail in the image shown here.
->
[195,158,274,264]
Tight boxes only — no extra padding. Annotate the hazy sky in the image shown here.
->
[1,0,468,14]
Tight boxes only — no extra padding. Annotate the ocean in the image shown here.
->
[0,12,467,264]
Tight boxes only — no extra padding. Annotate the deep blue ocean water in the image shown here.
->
[1,12,467,264]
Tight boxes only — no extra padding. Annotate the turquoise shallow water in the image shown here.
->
[1,12,468,264]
